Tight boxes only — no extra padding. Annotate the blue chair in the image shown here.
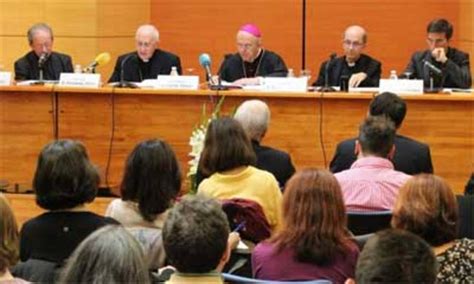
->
[347,211,392,236]
[222,273,332,284]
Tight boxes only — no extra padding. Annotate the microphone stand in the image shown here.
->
[117,54,138,88]
[318,56,336,92]
[424,67,441,94]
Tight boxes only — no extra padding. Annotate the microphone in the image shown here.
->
[38,53,48,68]
[423,59,442,76]
[117,53,138,88]
[199,53,213,83]
[83,52,111,73]
[319,53,337,92]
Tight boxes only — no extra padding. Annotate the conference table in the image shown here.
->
[0,85,472,195]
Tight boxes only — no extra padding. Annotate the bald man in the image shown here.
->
[109,24,181,82]
[314,25,381,88]
[218,24,288,86]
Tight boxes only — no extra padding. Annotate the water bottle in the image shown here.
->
[287,68,295,78]
[389,70,398,80]
[170,66,179,76]
[74,64,82,74]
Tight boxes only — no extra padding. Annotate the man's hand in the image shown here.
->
[432,48,448,64]
[228,232,241,250]
[349,72,367,88]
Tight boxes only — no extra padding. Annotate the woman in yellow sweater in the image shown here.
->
[197,117,282,229]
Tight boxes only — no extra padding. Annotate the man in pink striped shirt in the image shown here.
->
[335,116,411,212]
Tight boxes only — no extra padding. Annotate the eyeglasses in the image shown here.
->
[237,43,256,50]
[426,38,447,45]
[343,40,364,48]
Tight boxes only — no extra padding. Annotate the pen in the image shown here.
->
[233,221,246,232]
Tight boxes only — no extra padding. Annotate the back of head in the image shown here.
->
[163,195,229,273]
[60,225,149,284]
[273,168,349,265]
[358,116,396,157]
[27,22,53,44]
[233,99,270,142]
[369,92,406,128]
[356,229,437,283]
[121,139,181,222]
[33,139,99,210]
[427,18,453,40]
[0,194,19,274]
[392,174,458,246]
[199,117,256,176]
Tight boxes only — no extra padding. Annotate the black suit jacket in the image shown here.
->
[218,50,288,82]
[330,135,433,175]
[252,140,295,188]
[14,51,73,81]
[108,49,182,82]
[403,47,471,88]
[313,54,381,87]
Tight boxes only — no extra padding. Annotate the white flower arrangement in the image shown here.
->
[187,96,225,193]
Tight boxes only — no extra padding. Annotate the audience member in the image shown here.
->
[403,18,471,88]
[465,172,474,195]
[392,174,474,283]
[218,24,288,86]
[330,92,433,175]
[106,139,181,269]
[109,24,182,82]
[14,23,73,81]
[314,25,381,88]
[347,229,437,284]
[335,116,411,211]
[197,117,282,229]
[252,169,359,282]
[163,195,238,283]
[0,194,28,284]
[59,225,150,283]
[234,99,295,189]
[19,140,118,265]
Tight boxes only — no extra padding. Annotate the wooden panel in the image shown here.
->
[3,193,114,228]
[0,87,55,190]
[306,0,461,79]
[150,0,302,81]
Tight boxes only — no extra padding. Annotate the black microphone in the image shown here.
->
[319,53,337,92]
[117,53,138,88]
[38,53,48,68]
[423,59,442,76]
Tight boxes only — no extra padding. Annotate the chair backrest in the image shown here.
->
[221,198,271,243]
[347,211,392,236]
[222,273,332,284]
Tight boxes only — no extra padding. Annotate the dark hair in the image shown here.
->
[392,174,458,246]
[199,117,256,176]
[0,195,19,273]
[270,169,352,265]
[59,225,149,283]
[163,195,229,273]
[33,139,99,210]
[356,229,437,283]
[369,92,407,128]
[427,18,453,40]
[358,116,395,157]
[27,23,53,45]
[121,139,181,222]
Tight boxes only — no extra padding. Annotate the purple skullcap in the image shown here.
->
[239,24,262,38]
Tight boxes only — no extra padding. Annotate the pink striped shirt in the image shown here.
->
[335,157,411,212]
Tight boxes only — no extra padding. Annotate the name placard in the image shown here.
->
[262,77,308,92]
[0,72,12,86]
[379,79,424,94]
[155,75,199,90]
[59,73,101,88]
